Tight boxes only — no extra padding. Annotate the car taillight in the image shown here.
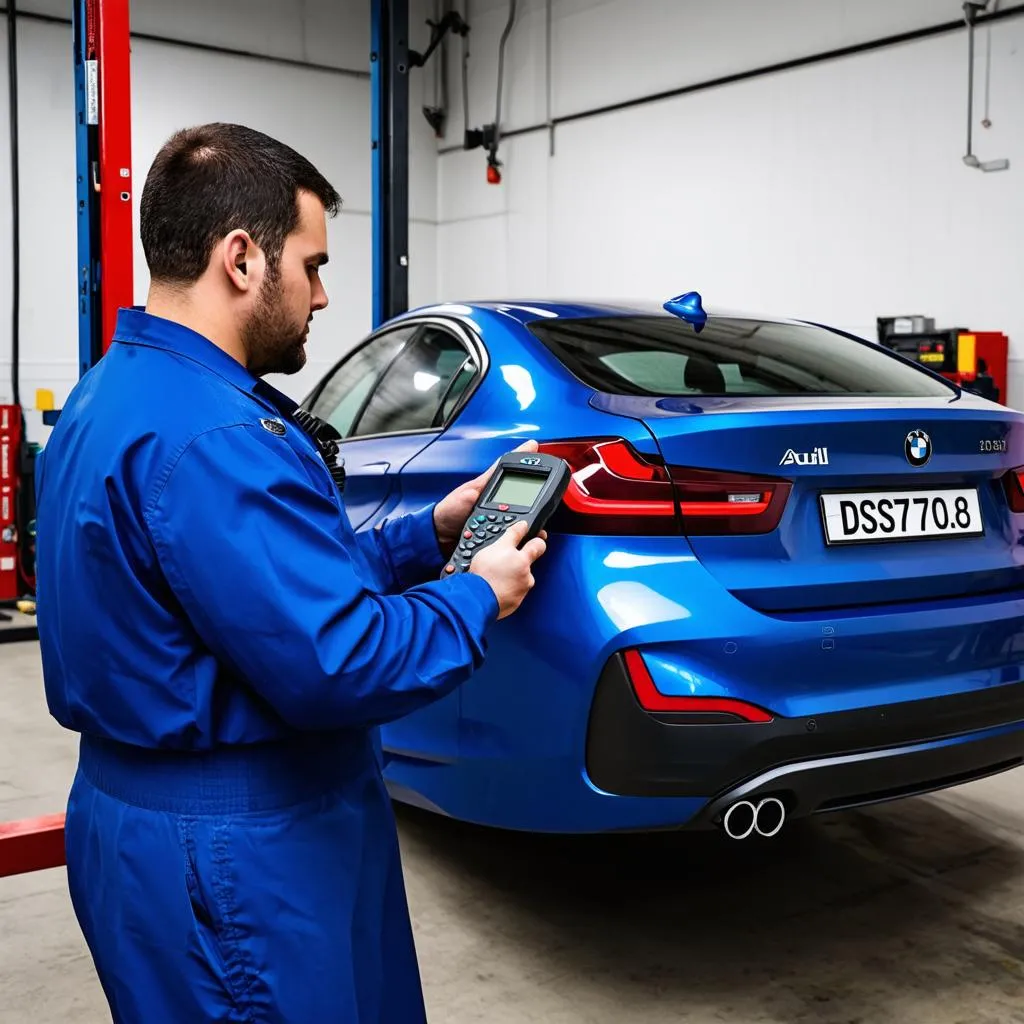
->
[537,438,678,535]
[671,465,791,536]
[1003,468,1024,513]
[623,650,773,723]
[537,438,791,536]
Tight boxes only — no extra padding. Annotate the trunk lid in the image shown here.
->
[593,392,1024,612]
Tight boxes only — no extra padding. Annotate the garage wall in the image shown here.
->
[437,0,1024,406]
[0,0,440,439]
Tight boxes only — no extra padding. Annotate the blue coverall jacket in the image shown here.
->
[35,308,500,1023]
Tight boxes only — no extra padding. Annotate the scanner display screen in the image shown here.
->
[490,470,546,508]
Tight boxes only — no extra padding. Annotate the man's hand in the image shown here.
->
[469,521,548,619]
[433,440,541,556]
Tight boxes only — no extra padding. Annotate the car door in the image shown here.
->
[347,321,484,764]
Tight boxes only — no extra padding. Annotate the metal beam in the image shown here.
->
[0,814,66,877]
[370,0,409,329]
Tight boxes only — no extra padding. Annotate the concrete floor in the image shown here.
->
[4,637,1024,1023]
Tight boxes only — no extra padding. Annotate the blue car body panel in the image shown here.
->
[312,300,1024,833]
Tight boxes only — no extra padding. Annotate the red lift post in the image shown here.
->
[0,0,133,879]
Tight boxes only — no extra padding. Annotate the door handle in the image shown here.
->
[358,461,390,475]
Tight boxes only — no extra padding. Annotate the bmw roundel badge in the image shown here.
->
[520,456,541,465]
[260,417,287,436]
[905,429,932,467]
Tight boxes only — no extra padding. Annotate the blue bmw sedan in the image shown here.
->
[299,294,1024,839]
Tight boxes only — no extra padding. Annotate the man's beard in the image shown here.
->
[242,271,308,377]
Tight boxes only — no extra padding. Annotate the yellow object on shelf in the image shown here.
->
[957,334,976,374]
[35,388,55,412]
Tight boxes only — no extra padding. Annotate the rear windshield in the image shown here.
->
[527,316,955,398]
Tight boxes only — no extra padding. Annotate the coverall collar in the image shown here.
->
[112,306,299,416]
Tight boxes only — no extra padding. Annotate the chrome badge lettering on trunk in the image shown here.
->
[779,447,829,467]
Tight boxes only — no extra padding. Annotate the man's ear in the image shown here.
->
[222,230,260,293]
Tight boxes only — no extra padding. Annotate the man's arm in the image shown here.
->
[355,504,446,593]
[352,440,546,593]
[144,423,499,731]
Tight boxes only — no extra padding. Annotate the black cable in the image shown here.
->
[493,0,517,155]
[439,0,451,116]
[461,0,470,141]
[431,0,441,111]
[5,0,31,598]
[7,0,18,408]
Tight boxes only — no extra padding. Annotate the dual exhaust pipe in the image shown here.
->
[720,796,786,840]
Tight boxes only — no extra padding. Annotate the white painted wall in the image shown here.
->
[0,0,441,440]
[4,0,1023,438]
[437,0,1024,406]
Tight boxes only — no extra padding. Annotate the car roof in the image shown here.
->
[400,299,808,329]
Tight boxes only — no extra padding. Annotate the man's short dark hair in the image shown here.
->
[140,123,342,284]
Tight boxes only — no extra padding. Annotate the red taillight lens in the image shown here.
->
[1004,468,1024,513]
[670,466,791,536]
[623,650,773,723]
[538,439,678,535]
[537,438,791,536]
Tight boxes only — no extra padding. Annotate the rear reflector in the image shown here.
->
[624,649,774,723]
[537,438,791,536]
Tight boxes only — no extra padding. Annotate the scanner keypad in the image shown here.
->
[444,512,522,575]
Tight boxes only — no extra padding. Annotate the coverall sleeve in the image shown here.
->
[144,423,500,731]
[355,504,446,593]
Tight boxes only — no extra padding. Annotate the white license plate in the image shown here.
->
[820,487,984,545]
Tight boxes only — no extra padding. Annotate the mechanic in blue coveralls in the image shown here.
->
[34,122,548,1023]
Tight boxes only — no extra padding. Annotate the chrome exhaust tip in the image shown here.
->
[754,796,786,838]
[722,800,757,840]
[720,796,787,839]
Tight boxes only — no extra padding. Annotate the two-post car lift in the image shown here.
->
[0,0,417,876]
[0,0,132,879]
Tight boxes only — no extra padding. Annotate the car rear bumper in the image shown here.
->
[585,653,1024,825]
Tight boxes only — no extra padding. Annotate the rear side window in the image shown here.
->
[527,316,955,398]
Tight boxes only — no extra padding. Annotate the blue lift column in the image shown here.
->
[73,0,134,382]
[370,0,410,329]
[73,0,100,382]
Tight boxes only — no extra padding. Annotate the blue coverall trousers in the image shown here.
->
[65,732,428,1023]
